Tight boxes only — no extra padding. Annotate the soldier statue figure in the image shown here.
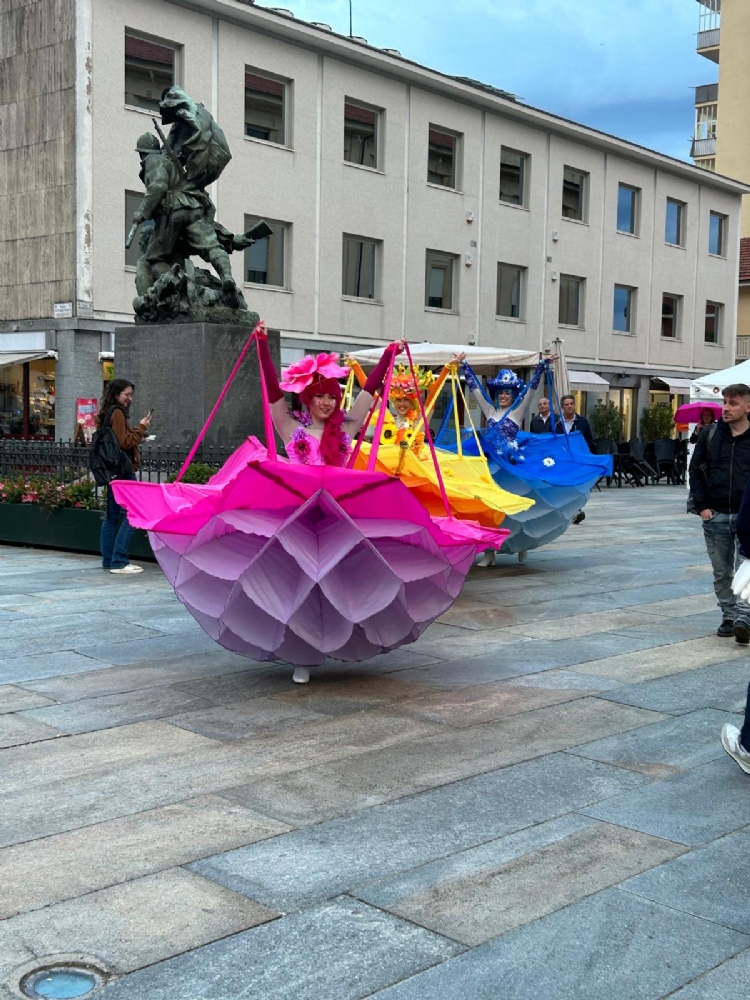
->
[127,86,267,325]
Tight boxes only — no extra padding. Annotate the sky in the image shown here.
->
[278,0,717,162]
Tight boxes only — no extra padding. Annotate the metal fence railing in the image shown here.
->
[0,439,232,486]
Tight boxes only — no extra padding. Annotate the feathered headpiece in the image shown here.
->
[487,369,525,396]
[280,352,349,394]
[389,364,435,401]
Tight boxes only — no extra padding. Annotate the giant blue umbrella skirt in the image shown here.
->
[442,429,613,555]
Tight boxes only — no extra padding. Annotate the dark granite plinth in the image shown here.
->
[114,322,278,452]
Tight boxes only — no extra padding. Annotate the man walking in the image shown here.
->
[557,395,595,450]
[530,397,556,433]
[557,394,595,524]
[689,382,750,643]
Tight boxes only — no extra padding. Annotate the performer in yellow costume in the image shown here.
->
[344,356,533,528]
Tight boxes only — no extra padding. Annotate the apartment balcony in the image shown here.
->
[697,26,720,59]
[696,0,721,61]
[695,83,718,105]
[691,136,716,157]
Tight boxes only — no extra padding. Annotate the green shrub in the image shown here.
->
[167,462,216,485]
[590,399,622,441]
[640,404,674,442]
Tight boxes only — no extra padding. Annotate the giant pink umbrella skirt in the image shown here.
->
[112,438,507,667]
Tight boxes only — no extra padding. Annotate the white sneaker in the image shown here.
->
[110,564,144,575]
[721,723,750,775]
[292,667,311,684]
[477,550,495,568]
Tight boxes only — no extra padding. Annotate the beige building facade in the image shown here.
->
[692,0,750,358]
[1,0,747,440]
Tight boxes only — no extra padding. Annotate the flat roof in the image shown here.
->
[170,0,750,195]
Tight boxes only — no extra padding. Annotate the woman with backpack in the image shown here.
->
[96,379,152,575]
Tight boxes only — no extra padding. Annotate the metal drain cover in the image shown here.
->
[20,967,102,999]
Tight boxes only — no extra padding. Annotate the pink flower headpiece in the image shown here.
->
[280,352,349,394]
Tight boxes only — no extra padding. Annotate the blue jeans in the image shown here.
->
[100,476,136,569]
[702,512,750,621]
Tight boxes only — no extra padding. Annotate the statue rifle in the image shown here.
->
[151,117,188,178]
[125,219,140,249]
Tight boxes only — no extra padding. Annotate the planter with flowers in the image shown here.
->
[0,475,153,557]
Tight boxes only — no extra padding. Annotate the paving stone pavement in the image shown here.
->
[1,487,750,999]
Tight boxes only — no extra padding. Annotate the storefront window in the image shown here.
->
[608,387,633,440]
[571,390,587,418]
[0,359,56,438]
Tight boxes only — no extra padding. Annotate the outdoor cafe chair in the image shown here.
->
[629,438,658,485]
[652,438,677,484]
[593,438,619,488]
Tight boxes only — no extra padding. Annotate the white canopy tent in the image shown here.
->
[347,341,571,396]
[691,358,750,400]
[348,343,540,370]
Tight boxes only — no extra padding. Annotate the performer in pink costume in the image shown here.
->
[255,331,399,680]
[255,328,398,472]
[112,326,508,685]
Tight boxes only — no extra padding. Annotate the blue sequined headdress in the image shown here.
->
[487,369,525,396]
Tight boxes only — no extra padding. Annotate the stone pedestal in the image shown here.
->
[113,321,278,452]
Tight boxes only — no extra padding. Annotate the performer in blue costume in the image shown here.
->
[441,355,613,563]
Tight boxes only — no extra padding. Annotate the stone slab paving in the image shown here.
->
[2,487,750,998]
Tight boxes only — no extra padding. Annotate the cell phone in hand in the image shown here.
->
[148,408,155,417]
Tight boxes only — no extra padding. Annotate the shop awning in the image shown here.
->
[653,376,694,394]
[569,370,609,389]
[0,350,58,368]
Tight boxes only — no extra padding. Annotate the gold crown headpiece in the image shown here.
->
[389,364,434,400]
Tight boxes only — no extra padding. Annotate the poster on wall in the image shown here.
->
[76,397,98,442]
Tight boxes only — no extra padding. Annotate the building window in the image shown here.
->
[125,32,176,112]
[709,212,726,256]
[695,103,718,140]
[496,264,524,319]
[425,250,456,310]
[342,235,379,299]
[696,158,716,172]
[613,284,635,333]
[125,191,142,268]
[617,184,639,235]
[562,167,587,221]
[705,301,723,344]
[245,68,288,145]
[558,275,584,327]
[661,294,681,339]
[499,148,529,207]
[344,100,380,169]
[428,126,460,189]
[665,198,685,246]
[244,215,287,287]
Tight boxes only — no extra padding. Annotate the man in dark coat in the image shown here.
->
[530,396,557,433]
[555,394,596,524]
[557,395,595,450]
[690,382,750,642]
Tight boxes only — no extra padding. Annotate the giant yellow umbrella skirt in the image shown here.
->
[345,361,534,528]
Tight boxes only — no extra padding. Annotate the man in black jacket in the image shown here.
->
[557,395,595,524]
[689,382,750,642]
[530,396,556,433]
[557,395,595,450]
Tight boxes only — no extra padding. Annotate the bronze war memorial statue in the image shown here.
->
[126,86,268,325]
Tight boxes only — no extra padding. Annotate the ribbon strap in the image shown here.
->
[175,320,266,482]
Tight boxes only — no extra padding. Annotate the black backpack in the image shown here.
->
[89,409,134,486]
